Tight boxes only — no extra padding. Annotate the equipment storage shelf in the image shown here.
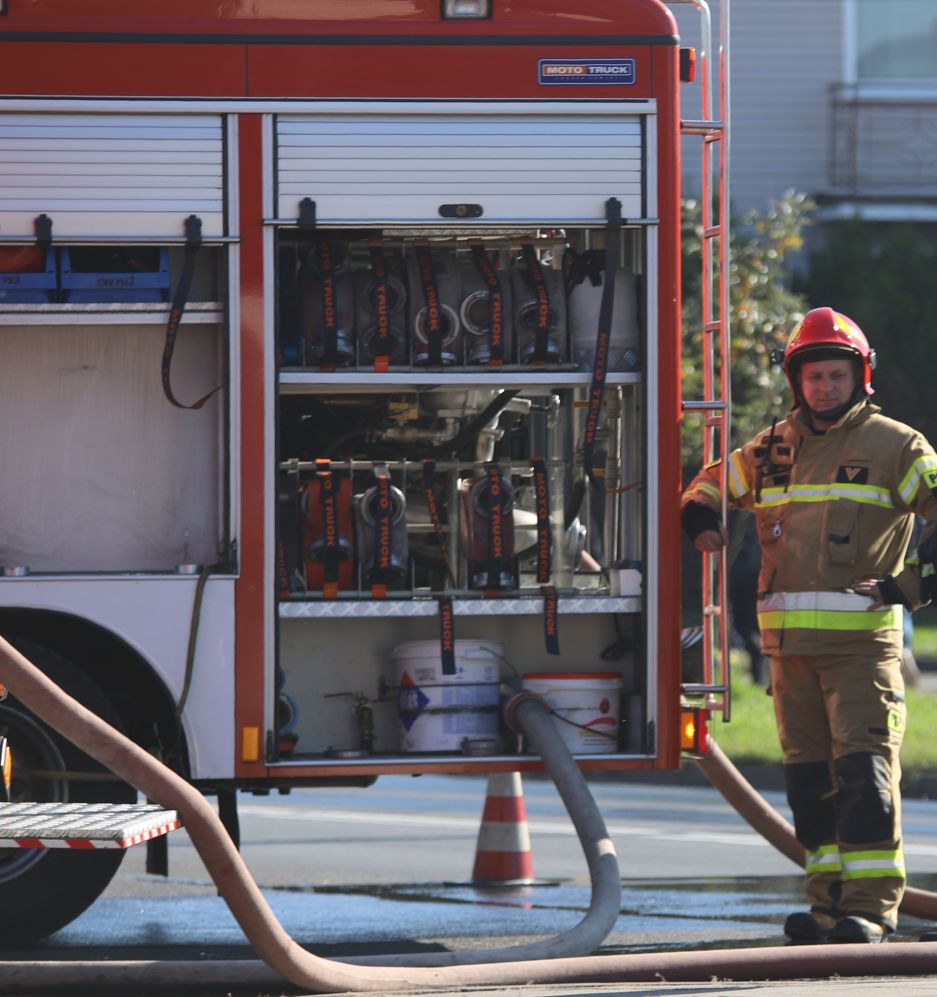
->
[0,303,224,326]
[279,595,642,617]
[279,370,641,392]
[272,222,650,765]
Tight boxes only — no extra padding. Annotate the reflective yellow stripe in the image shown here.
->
[758,607,902,632]
[756,483,893,509]
[899,455,937,504]
[691,482,721,505]
[728,451,749,499]
[841,849,905,881]
[805,844,841,875]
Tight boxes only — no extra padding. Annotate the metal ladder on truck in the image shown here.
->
[668,0,732,721]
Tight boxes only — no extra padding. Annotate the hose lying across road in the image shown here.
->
[3,633,937,993]
[694,735,937,921]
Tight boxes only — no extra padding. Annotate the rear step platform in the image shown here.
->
[0,802,181,849]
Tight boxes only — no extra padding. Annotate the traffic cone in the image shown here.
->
[471,771,535,885]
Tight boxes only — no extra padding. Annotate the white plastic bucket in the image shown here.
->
[394,640,503,752]
[521,672,622,754]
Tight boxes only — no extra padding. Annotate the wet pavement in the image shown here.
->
[8,873,937,984]
[16,875,807,957]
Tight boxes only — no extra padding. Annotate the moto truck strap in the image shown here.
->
[368,243,392,372]
[531,456,560,655]
[438,595,456,675]
[421,459,456,587]
[162,215,222,410]
[316,458,342,599]
[415,244,443,366]
[314,235,340,368]
[485,463,509,594]
[530,457,551,585]
[369,465,393,599]
[521,243,550,364]
[419,459,457,674]
[582,197,623,486]
[470,244,505,366]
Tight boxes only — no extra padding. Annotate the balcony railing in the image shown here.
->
[831,83,937,197]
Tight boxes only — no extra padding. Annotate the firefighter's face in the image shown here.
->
[799,358,857,420]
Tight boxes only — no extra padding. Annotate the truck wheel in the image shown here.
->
[0,638,137,946]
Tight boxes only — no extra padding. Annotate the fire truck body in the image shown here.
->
[0,0,723,942]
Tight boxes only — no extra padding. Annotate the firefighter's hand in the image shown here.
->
[852,578,884,610]
[694,526,728,553]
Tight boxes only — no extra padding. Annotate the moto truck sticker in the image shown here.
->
[538,58,636,85]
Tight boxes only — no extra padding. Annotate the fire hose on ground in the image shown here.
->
[694,734,937,921]
[4,634,937,992]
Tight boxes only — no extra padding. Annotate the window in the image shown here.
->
[856,0,937,81]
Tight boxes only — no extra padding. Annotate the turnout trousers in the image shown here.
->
[770,652,906,930]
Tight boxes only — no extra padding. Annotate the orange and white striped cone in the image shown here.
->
[471,771,534,885]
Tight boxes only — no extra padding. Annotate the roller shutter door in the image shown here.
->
[0,113,225,239]
[276,106,645,224]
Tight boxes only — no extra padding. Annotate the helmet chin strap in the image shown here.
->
[803,384,865,425]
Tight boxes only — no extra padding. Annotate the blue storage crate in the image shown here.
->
[60,247,171,304]
[0,248,57,304]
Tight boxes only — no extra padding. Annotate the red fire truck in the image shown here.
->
[0,0,728,942]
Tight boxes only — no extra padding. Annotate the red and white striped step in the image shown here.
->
[0,802,181,849]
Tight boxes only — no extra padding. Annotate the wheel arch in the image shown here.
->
[0,608,190,778]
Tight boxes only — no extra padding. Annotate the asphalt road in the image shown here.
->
[20,774,937,948]
[5,774,937,995]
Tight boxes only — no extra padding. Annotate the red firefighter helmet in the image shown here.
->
[782,307,876,397]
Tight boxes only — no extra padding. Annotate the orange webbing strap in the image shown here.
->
[316,458,341,600]
[582,197,622,487]
[369,242,392,373]
[531,456,559,655]
[420,459,456,588]
[469,243,505,366]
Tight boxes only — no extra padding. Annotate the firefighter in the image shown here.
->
[682,307,937,944]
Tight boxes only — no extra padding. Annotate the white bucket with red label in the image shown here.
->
[393,640,503,752]
[521,672,622,754]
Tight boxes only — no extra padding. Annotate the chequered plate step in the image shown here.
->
[0,802,181,849]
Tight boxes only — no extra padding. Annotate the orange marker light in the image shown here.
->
[241,726,261,763]
[0,737,11,802]
[679,707,709,755]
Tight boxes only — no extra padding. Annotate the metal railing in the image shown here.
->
[831,83,937,195]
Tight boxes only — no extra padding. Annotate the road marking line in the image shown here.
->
[237,805,772,848]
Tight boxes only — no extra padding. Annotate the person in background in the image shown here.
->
[682,307,937,944]
[728,510,767,685]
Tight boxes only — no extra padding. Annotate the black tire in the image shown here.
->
[0,637,136,945]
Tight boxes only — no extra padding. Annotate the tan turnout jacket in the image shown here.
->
[683,400,937,656]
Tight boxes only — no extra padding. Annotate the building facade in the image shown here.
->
[675,0,937,221]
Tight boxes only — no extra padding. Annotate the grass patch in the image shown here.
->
[710,677,782,765]
[912,605,937,663]
[712,668,937,772]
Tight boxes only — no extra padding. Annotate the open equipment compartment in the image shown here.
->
[273,218,651,766]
